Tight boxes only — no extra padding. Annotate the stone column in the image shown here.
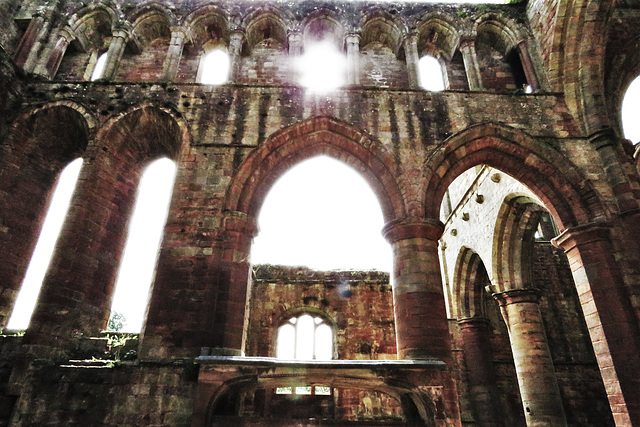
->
[458,318,501,427]
[228,30,245,83]
[459,37,483,91]
[217,211,257,352]
[516,41,540,91]
[493,288,567,427]
[382,218,451,360]
[554,222,640,425]
[345,33,360,86]
[403,34,420,89]
[13,12,46,68]
[37,27,75,78]
[162,26,189,82]
[288,31,303,84]
[101,28,130,81]
[22,11,56,73]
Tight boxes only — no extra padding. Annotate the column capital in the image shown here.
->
[57,27,76,44]
[552,221,611,252]
[492,288,539,306]
[458,36,476,49]
[382,217,444,243]
[170,26,191,41]
[457,317,491,328]
[345,33,360,43]
[403,33,418,46]
[230,29,246,40]
[589,127,619,151]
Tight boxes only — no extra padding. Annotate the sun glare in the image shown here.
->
[622,76,640,144]
[251,156,392,272]
[108,158,176,332]
[298,42,347,92]
[200,49,230,85]
[7,158,83,330]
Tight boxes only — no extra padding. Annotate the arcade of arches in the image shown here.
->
[1,0,640,426]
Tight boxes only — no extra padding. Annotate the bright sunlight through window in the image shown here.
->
[622,76,640,145]
[250,156,392,272]
[7,158,83,330]
[277,314,333,360]
[298,42,346,92]
[419,55,445,91]
[108,158,176,332]
[91,52,108,81]
[199,49,229,85]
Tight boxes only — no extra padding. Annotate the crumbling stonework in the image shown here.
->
[1,0,640,425]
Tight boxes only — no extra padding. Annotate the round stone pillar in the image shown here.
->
[228,30,245,83]
[402,34,421,89]
[162,26,189,82]
[493,288,567,427]
[458,318,501,426]
[288,31,303,83]
[101,27,130,80]
[345,33,360,86]
[459,37,483,91]
[382,218,451,360]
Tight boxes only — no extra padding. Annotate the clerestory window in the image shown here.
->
[90,52,108,81]
[276,313,333,360]
[622,75,640,144]
[418,55,445,91]
[198,49,230,85]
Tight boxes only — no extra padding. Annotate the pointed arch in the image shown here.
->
[225,117,406,223]
[492,195,548,293]
[424,123,607,230]
[184,6,230,49]
[0,105,91,329]
[360,13,403,55]
[242,7,291,52]
[416,12,461,60]
[453,247,491,320]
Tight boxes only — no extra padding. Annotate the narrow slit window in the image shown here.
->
[419,55,445,91]
[107,158,176,332]
[7,158,83,330]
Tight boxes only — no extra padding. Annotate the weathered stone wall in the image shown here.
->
[246,265,396,360]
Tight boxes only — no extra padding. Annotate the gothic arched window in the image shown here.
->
[276,313,333,360]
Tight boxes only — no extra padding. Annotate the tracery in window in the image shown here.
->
[90,52,108,81]
[108,158,176,332]
[622,75,640,144]
[418,55,445,91]
[198,49,229,85]
[276,313,333,360]
[7,158,83,330]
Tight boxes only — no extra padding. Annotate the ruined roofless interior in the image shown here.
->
[1,0,640,425]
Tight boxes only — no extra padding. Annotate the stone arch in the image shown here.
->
[67,4,117,52]
[550,0,615,132]
[242,8,290,52]
[204,374,432,425]
[453,247,491,319]
[473,14,524,55]
[492,195,548,293]
[185,6,230,50]
[416,12,461,60]
[0,104,91,329]
[424,122,606,230]
[301,10,344,51]
[225,117,406,224]
[605,34,640,139]
[360,13,403,55]
[130,6,173,48]
[25,105,187,341]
